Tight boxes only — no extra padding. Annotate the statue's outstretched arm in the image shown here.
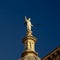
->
[24,16,27,25]
[25,16,27,20]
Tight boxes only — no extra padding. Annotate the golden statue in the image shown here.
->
[24,16,33,31]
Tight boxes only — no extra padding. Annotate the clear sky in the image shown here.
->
[0,0,60,60]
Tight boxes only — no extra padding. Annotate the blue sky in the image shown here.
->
[0,0,60,60]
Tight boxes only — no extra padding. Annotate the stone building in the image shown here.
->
[19,16,60,60]
[42,46,60,60]
[19,17,41,60]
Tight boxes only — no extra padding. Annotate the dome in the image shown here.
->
[19,56,41,60]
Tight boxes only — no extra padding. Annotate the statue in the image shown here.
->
[24,16,33,31]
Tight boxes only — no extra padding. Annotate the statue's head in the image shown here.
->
[28,18,31,21]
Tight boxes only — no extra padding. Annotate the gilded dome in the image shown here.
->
[19,56,41,60]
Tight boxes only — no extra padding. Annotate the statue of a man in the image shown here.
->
[24,16,33,31]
